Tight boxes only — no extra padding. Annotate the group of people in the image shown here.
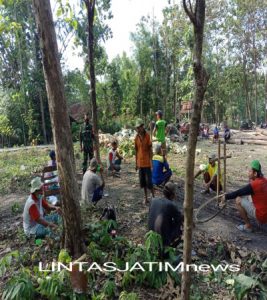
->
[195,154,267,232]
[22,111,267,254]
[212,124,231,143]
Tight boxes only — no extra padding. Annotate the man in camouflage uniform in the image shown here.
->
[80,113,94,174]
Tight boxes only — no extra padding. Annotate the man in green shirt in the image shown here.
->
[80,113,95,174]
[153,110,168,154]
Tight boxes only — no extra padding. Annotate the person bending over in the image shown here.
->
[148,182,183,248]
[221,160,267,232]
[194,153,222,194]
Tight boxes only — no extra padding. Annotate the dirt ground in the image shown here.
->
[1,139,267,251]
[0,139,267,298]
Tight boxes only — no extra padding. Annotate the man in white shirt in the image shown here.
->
[107,141,123,173]
[81,158,105,205]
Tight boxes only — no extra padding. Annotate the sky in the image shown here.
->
[60,0,169,70]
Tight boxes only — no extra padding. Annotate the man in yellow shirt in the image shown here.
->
[194,154,222,194]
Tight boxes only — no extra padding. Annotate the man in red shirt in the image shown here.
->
[23,177,61,238]
[135,119,155,205]
[223,160,267,232]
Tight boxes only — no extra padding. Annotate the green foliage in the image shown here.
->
[102,279,116,298]
[232,274,267,300]
[119,291,139,300]
[36,271,70,300]
[0,250,20,277]
[58,249,72,264]
[11,202,22,214]
[118,140,135,158]
[122,230,180,289]
[2,269,34,300]
[0,148,48,194]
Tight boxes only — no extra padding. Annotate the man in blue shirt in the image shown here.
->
[152,144,172,186]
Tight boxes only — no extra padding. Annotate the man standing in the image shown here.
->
[153,110,168,154]
[194,153,222,194]
[80,113,95,174]
[224,125,231,143]
[23,177,61,238]
[222,160,267,232]
[135,119,155,205]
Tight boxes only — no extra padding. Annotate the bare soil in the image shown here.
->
[0,139,267,298]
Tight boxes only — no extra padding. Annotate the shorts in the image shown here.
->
[139,167,153,190]
[240,196,256,220]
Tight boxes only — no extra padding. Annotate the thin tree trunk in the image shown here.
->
[39,91,48,144]
[85,0,101,162]
[182,1,209,299]
[33,0,84,257]
[265,73,267,123]
[253,32,258,124]
[243,56,251,121]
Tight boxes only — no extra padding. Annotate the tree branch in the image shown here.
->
[183,0,196,26]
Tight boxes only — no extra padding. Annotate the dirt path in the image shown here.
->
[1,140,267,258]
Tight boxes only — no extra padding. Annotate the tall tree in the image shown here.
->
[32,0,84,257]
[182,1,209,299]
[84,0,101,162]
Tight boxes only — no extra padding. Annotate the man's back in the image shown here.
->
[81,170,101,204]
[148,197,183,246]
[156,119,167,143]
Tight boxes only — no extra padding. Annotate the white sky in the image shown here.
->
[60,0,169,70]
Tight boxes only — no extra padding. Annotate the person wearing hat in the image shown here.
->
[221,160,267,232]
[135,118,155,205]
[80,113,95,174]
[148,182,183,248]
[23,177,61,238]
[153,110,168,155]
[152,143,172,186]
[81,158,105,205]
[194,153,222,194]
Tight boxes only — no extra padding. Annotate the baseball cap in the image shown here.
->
[251,160,261,172]
[89,158,98,170]
[30,177,43,193]
[155,110,163,117]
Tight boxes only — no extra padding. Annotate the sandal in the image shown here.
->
[236,224,252,233]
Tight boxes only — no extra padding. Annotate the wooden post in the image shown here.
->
[224,142,226,192]
[217,140,221,197]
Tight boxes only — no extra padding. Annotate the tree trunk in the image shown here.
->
[242,55,251,121]
[33,0,84,258]
[85,0,101,163]
[39,91,48,144]
[265,73,267,123]
[253,32,258,124]
[182,1,209,299]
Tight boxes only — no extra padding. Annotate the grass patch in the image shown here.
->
[0,148,50,195]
